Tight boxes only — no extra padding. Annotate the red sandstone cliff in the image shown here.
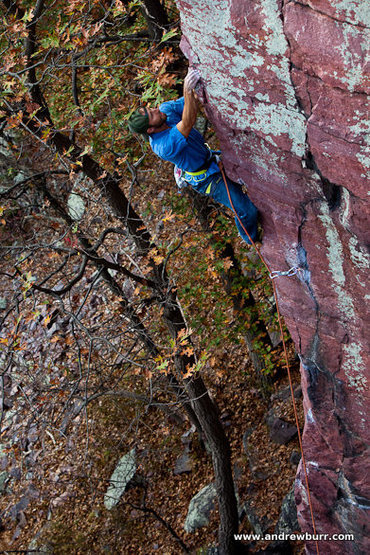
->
[175,1,369,553]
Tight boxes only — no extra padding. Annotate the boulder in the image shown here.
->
[275,487,299,536]
[184,483,217,532]
[266,415,298,445]
[290,450,301,467]
[67,192,85,221]
[27,523,52,554]
[174,451,192,475]
[104,448,136,510]
[239,500,271,536]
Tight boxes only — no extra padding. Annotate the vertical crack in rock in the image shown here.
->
[304,152,342,212]
[281,0,343,213]
[337,473,370,511]
[296,208,317,308]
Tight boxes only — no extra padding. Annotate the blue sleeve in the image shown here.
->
[160,97,184,119]
[172,97,184,117]
[153,126,187,159]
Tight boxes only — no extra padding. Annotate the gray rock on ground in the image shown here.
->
[0,471,9,493]
[174,451,192,475]
[104,448,136,510]
[184,483,217,533]
[67,192,85,221]
[275,486,299,535]
[239,500,271,536]
[266,410,297,445]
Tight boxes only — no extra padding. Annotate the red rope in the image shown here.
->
[218,162,320,555]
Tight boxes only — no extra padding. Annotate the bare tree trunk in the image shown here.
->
[185,377,241,555]
[38,140,240,552]
[164,289,240,554]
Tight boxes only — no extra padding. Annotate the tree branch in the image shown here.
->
[125,499,189,553]
[0,170,68,198]
[2,0,24,17]
[77,249,157,289]
[78,388,184,423]
[71,55,84,116]
[25,0,48,109]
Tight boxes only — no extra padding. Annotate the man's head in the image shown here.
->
[128,107,149,136]
[128,106,167,136]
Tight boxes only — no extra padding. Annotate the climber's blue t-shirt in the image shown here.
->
[149,97,219,176]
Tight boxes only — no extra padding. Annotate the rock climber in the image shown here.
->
[128,68,259,245]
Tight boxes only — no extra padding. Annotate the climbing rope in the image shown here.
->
[218,161,320,555]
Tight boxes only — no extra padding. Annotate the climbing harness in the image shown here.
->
[175,146,221,190]
[218,160,320,555]
[184,166,209,183]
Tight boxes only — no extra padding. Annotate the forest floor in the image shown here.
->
[0,346,304,554]
[0,143,306,554]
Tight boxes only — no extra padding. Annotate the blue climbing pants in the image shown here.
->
[190,172,258,245]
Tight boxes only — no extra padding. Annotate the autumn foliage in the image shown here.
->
[0,1,300,553]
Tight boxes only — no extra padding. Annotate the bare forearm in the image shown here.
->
[177,68,200,138]
[177,89,198,138]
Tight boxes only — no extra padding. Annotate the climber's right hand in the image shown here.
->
[184,68,201,92]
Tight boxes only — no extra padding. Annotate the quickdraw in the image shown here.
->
[269,266,300,280]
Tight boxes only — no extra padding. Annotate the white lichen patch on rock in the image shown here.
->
[348,237,370,271]
[318,206,356,321]
[260,0,288,56]
[342,343,367,393]
[318,206,367,392]
[349,111,370,171]
[178,0,307,157]
[255,92,271,102]
[355,134,370,171]
[334,0,370,27]
[333,20,368,91]
[253,103,306,157]
[233,135,289,185]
